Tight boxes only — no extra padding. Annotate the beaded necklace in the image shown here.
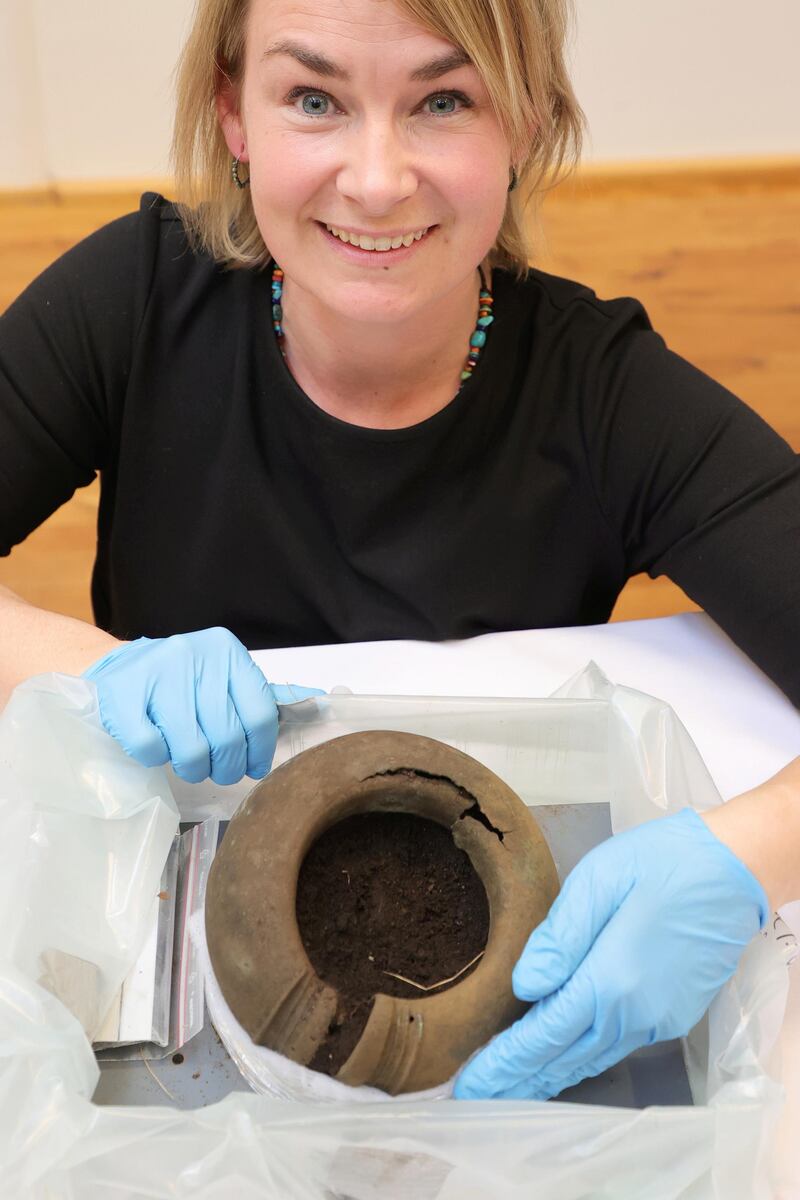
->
[270,263,494,392]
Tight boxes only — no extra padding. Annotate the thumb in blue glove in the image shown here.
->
[83,627,324,785]
[453,807,769,1101]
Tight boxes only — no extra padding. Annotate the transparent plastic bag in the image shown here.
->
[0,665,790,1199]
[0,674,179,1042]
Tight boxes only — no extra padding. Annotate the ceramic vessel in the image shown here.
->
[205,730,559,1094]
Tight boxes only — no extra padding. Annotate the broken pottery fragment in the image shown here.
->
[205,730,559,1094]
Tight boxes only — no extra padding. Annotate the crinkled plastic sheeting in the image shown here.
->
[0,665,789,1199]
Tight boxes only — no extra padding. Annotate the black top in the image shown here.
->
[1,193,798,705]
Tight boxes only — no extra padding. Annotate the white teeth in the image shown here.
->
[326,224,429,250]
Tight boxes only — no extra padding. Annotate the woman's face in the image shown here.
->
[218,0,513,325]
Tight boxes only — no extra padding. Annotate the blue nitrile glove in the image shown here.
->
[83,627,324,785]
[453,807,769,1101]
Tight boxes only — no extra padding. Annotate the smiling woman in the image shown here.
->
[172,0,584,277]
[169,0,585,420]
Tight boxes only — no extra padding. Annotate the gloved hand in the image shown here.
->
[453,806,769,1101]
[83,627,324,785]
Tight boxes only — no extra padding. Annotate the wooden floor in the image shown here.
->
[1,164,799,626]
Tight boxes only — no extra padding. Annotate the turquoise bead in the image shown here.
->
[273,303,283,320]
[469,330,486,348]
[477,314,494,328]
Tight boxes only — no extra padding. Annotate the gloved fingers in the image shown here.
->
[485,1025,644,1103]
[512,851,632,1003]
[532,1028,645,1101]
[518,1021,617,1099]
[220,653,278,779]
[193,673,248,786]
[516,906,673,1094]
[269,683,326,704]
[148,671,211,784]
[452,971,595,1099]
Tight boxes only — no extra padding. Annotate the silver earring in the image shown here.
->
[231,156,250,189]
[508,167,518,193]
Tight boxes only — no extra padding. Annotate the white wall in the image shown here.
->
[1,0,798,187]
[570,0,800,161]
[1,0,190,186]
[30,0,192,182]
[0,0,47,187]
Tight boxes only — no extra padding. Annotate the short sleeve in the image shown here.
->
[0,199,156,555]
[580,312,800,707]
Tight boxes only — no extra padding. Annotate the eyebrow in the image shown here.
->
[261,39,472,83]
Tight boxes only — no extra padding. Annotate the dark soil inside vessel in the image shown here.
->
[295,811,490,1077]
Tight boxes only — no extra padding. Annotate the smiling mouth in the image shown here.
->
[318,221,437,252]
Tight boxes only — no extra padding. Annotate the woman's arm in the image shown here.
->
[0,589,324,784]
[0,583,120,709]
[580,316,800,710]
[702,756,800,911]
[454,766,796,1101]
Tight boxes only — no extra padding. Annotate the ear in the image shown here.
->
[216,77,248,162]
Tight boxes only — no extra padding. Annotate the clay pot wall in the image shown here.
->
[206,730,559,1094]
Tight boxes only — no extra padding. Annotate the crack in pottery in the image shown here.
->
[361,765,480,805]
[361,766,509,844]
[455,801,509,845]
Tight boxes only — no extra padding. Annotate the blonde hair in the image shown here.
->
[171,0,585,281]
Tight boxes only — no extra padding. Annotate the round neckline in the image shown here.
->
[264,267,506,443]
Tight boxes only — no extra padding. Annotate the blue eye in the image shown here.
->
[427,95,459,115]
[424,91,474,115]
[285,87,473,119]
[299,92,330,117]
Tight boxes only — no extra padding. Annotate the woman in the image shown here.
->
[1,0,798,1103]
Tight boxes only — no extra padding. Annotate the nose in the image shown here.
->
[335,117,420,215]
